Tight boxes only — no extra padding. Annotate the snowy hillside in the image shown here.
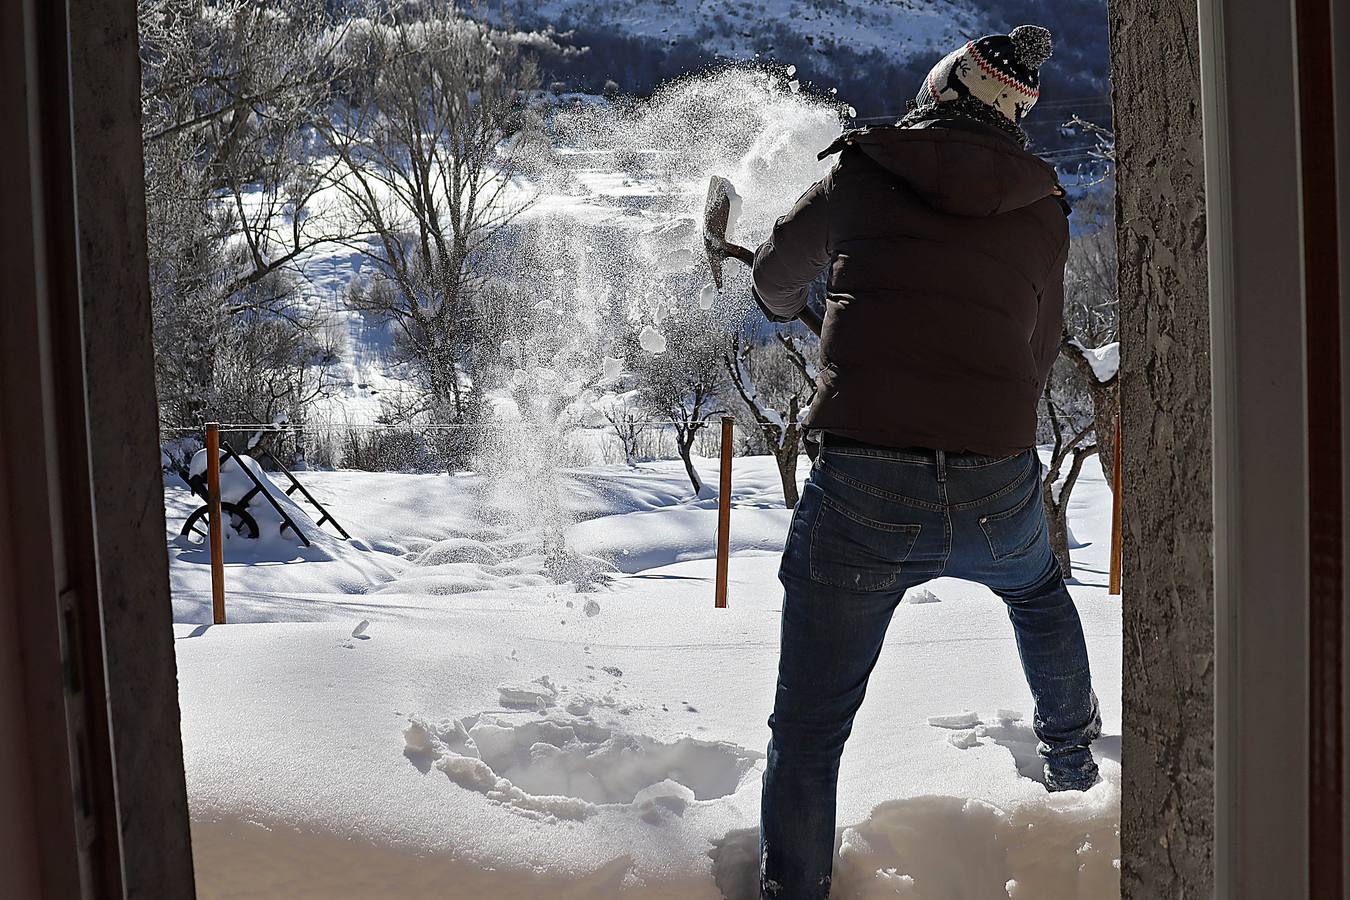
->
[491,0,975,62]
[480,0,1112,143]
[169,451,1121,897]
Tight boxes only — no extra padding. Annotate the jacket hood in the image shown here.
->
[819,125,1064,218]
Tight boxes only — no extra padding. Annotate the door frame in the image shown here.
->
[1201,0,1345,894]
[1,0,1346,896]
[0,1,194,896]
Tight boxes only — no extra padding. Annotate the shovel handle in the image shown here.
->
[724,243,755,266]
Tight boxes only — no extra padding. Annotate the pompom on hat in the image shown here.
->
[913,25,1054,126]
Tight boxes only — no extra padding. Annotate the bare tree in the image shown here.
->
[600,393,650,466]
[321,4,547,423]
[141,0,367,303]
[1061,331,1119,490]
[1059,187,1120,487]
[1062,113,1116,179]
[633,307,726,494]
[1041,387,1098,579]
[1040,181,1117,577]
[140,0,365,431]
[1040,209,1117,574]
[723,328,817,508]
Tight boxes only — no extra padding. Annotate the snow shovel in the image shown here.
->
[702,175,823,337]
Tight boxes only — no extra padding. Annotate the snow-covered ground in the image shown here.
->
[169,451,1121,898]
[168,65,1120,900]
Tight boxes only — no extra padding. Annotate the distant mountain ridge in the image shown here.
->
[479,0,1111,151]
[490,0,976,65]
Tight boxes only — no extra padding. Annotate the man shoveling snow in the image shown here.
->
[749,25,1103,898]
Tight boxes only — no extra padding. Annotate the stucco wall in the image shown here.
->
[1108,1,1215,895]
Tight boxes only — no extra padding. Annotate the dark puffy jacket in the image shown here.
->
[751,121,1070,456]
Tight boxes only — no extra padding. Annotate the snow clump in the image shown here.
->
[639,326,668,354]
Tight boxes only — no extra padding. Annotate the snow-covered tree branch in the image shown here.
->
[723,328,817,507]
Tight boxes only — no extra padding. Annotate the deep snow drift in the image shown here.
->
[170,452,1121,899]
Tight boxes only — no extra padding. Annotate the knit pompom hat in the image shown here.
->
[913,25,1053,126]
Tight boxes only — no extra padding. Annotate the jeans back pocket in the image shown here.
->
[809,496,921,591]
[977,474,1044,561]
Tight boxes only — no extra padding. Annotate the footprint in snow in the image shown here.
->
[498,676,558,710]
[403,713,761,822]
[708,828,761,900]
[931,710,1044,784]
[976,713,1045,784]
[926,710,982,730]
[947,730,981,749]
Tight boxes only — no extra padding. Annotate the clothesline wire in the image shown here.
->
[167,410,1079,435]
[163,420,744,433]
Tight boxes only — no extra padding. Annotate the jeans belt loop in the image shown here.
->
[935,448,947,483]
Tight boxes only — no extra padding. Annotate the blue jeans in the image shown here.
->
[760,443,1101,899]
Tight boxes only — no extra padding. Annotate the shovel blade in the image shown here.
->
[707,251,726,292]
[703,175,737,291]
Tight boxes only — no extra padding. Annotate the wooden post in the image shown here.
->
[714,417,733,609]
[206,422,226,624]
[1109,413,1122,596]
